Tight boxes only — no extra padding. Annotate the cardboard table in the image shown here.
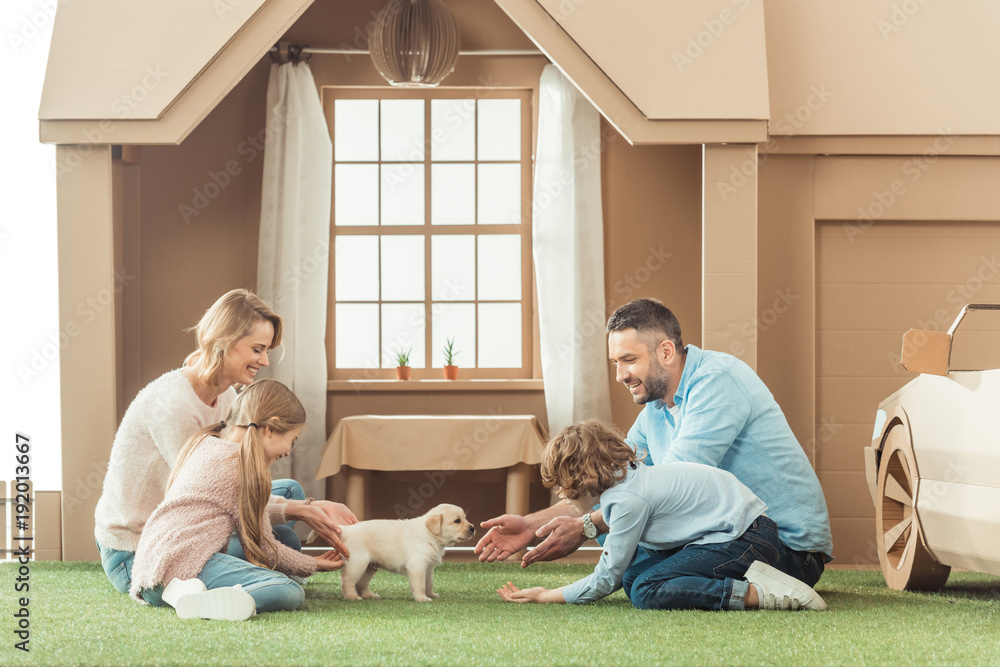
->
[315,414,548,520]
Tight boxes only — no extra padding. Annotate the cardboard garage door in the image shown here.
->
[815,220,1000,565]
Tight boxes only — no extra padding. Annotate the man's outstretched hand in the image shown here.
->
[474,514,535,563]
[520,516,588,567]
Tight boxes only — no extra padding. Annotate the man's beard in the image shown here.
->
[635,363,670,404]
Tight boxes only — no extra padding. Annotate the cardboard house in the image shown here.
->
[40,0,1000,562]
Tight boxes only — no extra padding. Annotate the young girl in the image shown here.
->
[497,420,827,611]
[129,379,342,620]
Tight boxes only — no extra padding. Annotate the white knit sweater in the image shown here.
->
[94,368,288,551]
[129,436,316,600]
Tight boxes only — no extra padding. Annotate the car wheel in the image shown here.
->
[876,414,951,591]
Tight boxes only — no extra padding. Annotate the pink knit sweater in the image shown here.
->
[129,436,316,600]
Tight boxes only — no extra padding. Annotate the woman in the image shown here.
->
[95,289,355,596]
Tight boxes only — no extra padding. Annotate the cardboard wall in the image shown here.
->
[114,2,706,526]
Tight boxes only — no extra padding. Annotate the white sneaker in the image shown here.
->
[745,561,827,611]
[162,578,207,607]
[166,580,256,621]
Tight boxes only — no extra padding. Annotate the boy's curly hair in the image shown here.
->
[540,420,640,499]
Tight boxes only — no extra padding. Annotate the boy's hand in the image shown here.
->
[496,582,565,604]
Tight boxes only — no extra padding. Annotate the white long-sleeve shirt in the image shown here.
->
[94,368,241,551]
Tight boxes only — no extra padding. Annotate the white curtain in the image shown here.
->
[533,65,612,435]
[257,61,332,499]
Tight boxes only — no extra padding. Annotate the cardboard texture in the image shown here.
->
[865,327,1000,590]
[901,305,1000,375]
[317,415,547,521]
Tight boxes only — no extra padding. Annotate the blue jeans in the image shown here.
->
[622,515,782,611]
[141,553,305,613]
[226,478,305,559]
[98,479,305,606]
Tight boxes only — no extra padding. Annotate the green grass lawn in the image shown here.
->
[2,562,999,666]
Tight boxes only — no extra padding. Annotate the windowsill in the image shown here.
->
[327,378,544,392]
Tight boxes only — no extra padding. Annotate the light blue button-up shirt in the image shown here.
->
[562,462,766,604]
[626,344,833,558]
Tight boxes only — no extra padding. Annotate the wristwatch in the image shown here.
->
[582,512,598,539]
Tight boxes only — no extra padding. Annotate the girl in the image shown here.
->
[129,378,343,620]
[95,289,355,597]
[497,420,827,611]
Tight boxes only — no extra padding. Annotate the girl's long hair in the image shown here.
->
[183,289,283,388]
[168,378,306,570]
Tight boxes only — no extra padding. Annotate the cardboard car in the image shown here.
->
[864,304,1000,590]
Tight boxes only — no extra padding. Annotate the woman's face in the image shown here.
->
[261,425,303,465]
[220,320,274,387]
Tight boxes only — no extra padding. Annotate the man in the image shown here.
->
[474,298,832,586]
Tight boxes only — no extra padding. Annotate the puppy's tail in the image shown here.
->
[305,530,319,544]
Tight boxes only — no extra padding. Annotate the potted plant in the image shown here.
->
[394,348,412,381]
[442,337,459,380]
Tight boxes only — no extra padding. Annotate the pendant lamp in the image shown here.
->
[369,0,461,87]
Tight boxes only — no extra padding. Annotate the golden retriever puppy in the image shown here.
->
[312,504,475,602]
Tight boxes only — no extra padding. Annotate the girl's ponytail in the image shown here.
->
[237,422,279,569]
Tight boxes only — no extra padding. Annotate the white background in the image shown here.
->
[2,2,61,490]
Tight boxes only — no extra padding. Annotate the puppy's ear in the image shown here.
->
[425,512,444,536]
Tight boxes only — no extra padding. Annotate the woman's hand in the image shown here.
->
[286,500,358,558]
[496,582,565,604]
[313,550,345,572]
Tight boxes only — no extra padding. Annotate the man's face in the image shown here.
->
[608,328,671,405]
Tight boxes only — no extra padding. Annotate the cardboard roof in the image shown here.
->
[39,0,771,146]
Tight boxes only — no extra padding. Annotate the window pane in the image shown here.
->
[335,236,379,301]
[431,164,475,225]
[335,99,378,161]
[478,99,520,161]
[431,235,475,301]
[381,99,424,162]
[478,164,521,224]
[336,303,380,369]
[478,303,521,368]
[381,164,425,226]
[431,99,475,161]
[478,234,521,300]
[382,303,426,368]
[335,164,379,226]
[432,303,475,367]
[381,236,425,301]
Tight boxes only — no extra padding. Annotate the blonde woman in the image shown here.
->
[130,379,342,620]
[95,289,356,596]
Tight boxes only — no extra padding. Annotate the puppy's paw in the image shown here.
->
[413,595,433,602]
[428,592,439,598]
[343,594,363,601]
[361,592,380,599]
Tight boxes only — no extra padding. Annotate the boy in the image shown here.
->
[497,421,826,611]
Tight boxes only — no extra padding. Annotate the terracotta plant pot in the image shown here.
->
[443,365,459,380]
[395,366,412,381]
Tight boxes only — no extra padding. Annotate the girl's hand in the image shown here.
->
[496,582,564,604]
[313,550,345,572]
[288,501,358,558]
